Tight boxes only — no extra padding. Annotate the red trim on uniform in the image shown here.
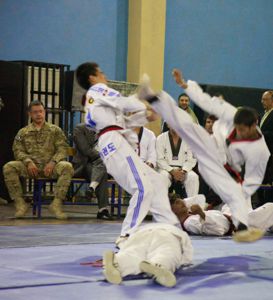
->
[226,128,262,144]
[206,203,214,210]
[224,163,243,184]
[223,214,235,236]
[98,125,123,137]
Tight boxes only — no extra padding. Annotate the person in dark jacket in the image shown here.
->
[73,123,112,219]
[257,91,273,206]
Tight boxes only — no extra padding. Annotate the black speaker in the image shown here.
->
[0,61,27,199]
[193,84,269,125]
[205,84,267,114]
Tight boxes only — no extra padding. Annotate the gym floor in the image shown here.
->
[0,203,272,300]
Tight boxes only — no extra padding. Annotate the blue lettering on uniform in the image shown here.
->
[90,85,120,97]
[102,147,109,157]
[108,143,116,152]
[99,143,116,159]
[108,91,121,97]
[90,86,106,94]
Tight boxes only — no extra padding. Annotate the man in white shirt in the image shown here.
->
[156,126,199,197]
[257,90,273,206]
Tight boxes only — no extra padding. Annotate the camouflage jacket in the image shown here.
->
[13,122,69,166]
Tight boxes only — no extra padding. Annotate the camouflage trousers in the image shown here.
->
[3,161,74,201]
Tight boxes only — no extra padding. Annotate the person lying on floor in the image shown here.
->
[170,194,273,236]
[102,221,193,288]
[170,193,233,236]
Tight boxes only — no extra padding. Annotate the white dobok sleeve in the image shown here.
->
[185,80,237,124]
[242,144,270,199]
[87,92,146,114]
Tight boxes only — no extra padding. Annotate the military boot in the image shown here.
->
[14,198,28,218]
[49,198,68,220]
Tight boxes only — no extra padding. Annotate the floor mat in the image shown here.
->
[0,224,272,300]
[0,224,121,248]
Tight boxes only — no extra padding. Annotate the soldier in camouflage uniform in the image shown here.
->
[3,100,74,219]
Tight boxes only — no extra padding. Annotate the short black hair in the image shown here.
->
[234,107,258,127]
[206,114,218,122]
[76,62,99,90]
[28,100,45,112]
[178,93,189,101]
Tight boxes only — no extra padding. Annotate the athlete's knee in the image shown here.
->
[186,171,199,182]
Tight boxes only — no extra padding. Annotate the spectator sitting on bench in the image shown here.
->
[156,124,199,198]
[73,123,112,220]
[3,100,74,219]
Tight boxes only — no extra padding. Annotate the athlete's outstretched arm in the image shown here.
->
[172,68,237,123]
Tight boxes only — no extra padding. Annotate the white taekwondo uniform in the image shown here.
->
[156,131,199,197]
[137,127,157,167]
[182,195,273,236]
[85,83,179,236]
[222,202,273,231]
[182,195,232,236]
[114,223,193,277]
[149,81,270,227]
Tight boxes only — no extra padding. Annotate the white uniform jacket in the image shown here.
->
[156,131,197,173]
[125,222,193,266]
[85,83,148,154]
[185,80,270,199]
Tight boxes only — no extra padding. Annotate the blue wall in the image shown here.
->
[1,0,272,91]
[164,0,273,98]
[0,0,128,80]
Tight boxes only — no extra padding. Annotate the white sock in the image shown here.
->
[99,206,109,212]
[89,181,99,191]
